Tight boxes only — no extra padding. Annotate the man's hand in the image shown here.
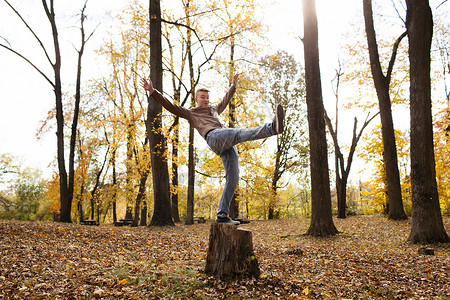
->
[232,73,240,87]
[140,78,154,94]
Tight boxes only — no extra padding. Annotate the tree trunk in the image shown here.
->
[125,124,134,220]
[406,0,449,243]
[363,0,407,220]
[268,147,282,219]
[186,16,195,225]
[337,176,347,218]
[44,0,70,223]
[3,1,92,223]
[334,74,343,219]
[55,62,71,222]
[337,173,352,218]
[171,117,181,222]
[112,201,117,224]
[96,201,100,224]
[132,169,149,226]
[77,162,85,222]
[268,189,276,220]
[302,0,338,236]
[140,201,147,226]
[112,146,118,224]
[186,126,195,225]
[67,6,89,224]
[336,157,346,218]
[55,2,91,223]
[148,0,174,226]
[90,196,95,220]
[78,203,84,222]
[205,223,260,279]
[325,110,378,219]
[133,129,151,226]
[166,15,183,224]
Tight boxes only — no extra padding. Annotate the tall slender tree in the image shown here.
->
[406,0,449,243]
[148,0,174,226]
[302,0,338,236]
[363,0,407,220]
[325,111,378,218]
[164,27,184,223]
[0,0,95,222]
[185,0,196,225]
[325,64,378,218]
[132,139,150,226]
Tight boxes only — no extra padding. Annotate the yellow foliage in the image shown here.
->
[358,125,410,214]
[340,20,410,111]
[434,109,450,215]
[119,278,128,285]
[45,172,61,215]
[361,110,450,215]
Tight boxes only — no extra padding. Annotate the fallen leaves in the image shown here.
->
[0,216,448,299]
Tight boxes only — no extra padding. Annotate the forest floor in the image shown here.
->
[0,216,449,299]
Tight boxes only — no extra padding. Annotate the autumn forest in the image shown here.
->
[0,0,449,297]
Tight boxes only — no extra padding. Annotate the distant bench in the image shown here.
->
[80,219,99,226]
[114,219,133,226]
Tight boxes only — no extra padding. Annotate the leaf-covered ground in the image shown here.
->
[0,216,449,299]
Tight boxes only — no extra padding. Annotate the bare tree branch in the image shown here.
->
[345,111,379,176]
[386,31,407,82]
[0,44,54,87]
[3,0,54,66]
[161,18,209,60]
[195,169,223,179]
[390,0,406,25]
[324,110,344,170]
[436,0,448,9]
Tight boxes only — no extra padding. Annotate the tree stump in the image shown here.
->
[205,223,260,279]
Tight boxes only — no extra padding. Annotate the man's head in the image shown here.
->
[195,88,210,107]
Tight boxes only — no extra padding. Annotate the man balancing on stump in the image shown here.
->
[141,74,284,225]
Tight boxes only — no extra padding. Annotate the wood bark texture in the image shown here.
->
[148,0,174,226]
[363,0,406,220]
[205,223,260,279]
[302,0,338,236]
[406,0,449,243]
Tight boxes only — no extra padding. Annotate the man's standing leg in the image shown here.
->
[216,146,240,224]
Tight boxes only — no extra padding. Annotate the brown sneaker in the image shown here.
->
[272,104,285,134]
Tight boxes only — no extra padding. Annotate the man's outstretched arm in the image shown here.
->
[216,73,240,114]
[140,78,189,119]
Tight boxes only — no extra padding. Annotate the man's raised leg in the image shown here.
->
[206,104,284,155]
[207,124,273,156]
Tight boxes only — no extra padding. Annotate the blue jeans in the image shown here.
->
[205,123,275,218]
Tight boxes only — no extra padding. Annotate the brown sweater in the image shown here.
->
[150,85,236,138]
